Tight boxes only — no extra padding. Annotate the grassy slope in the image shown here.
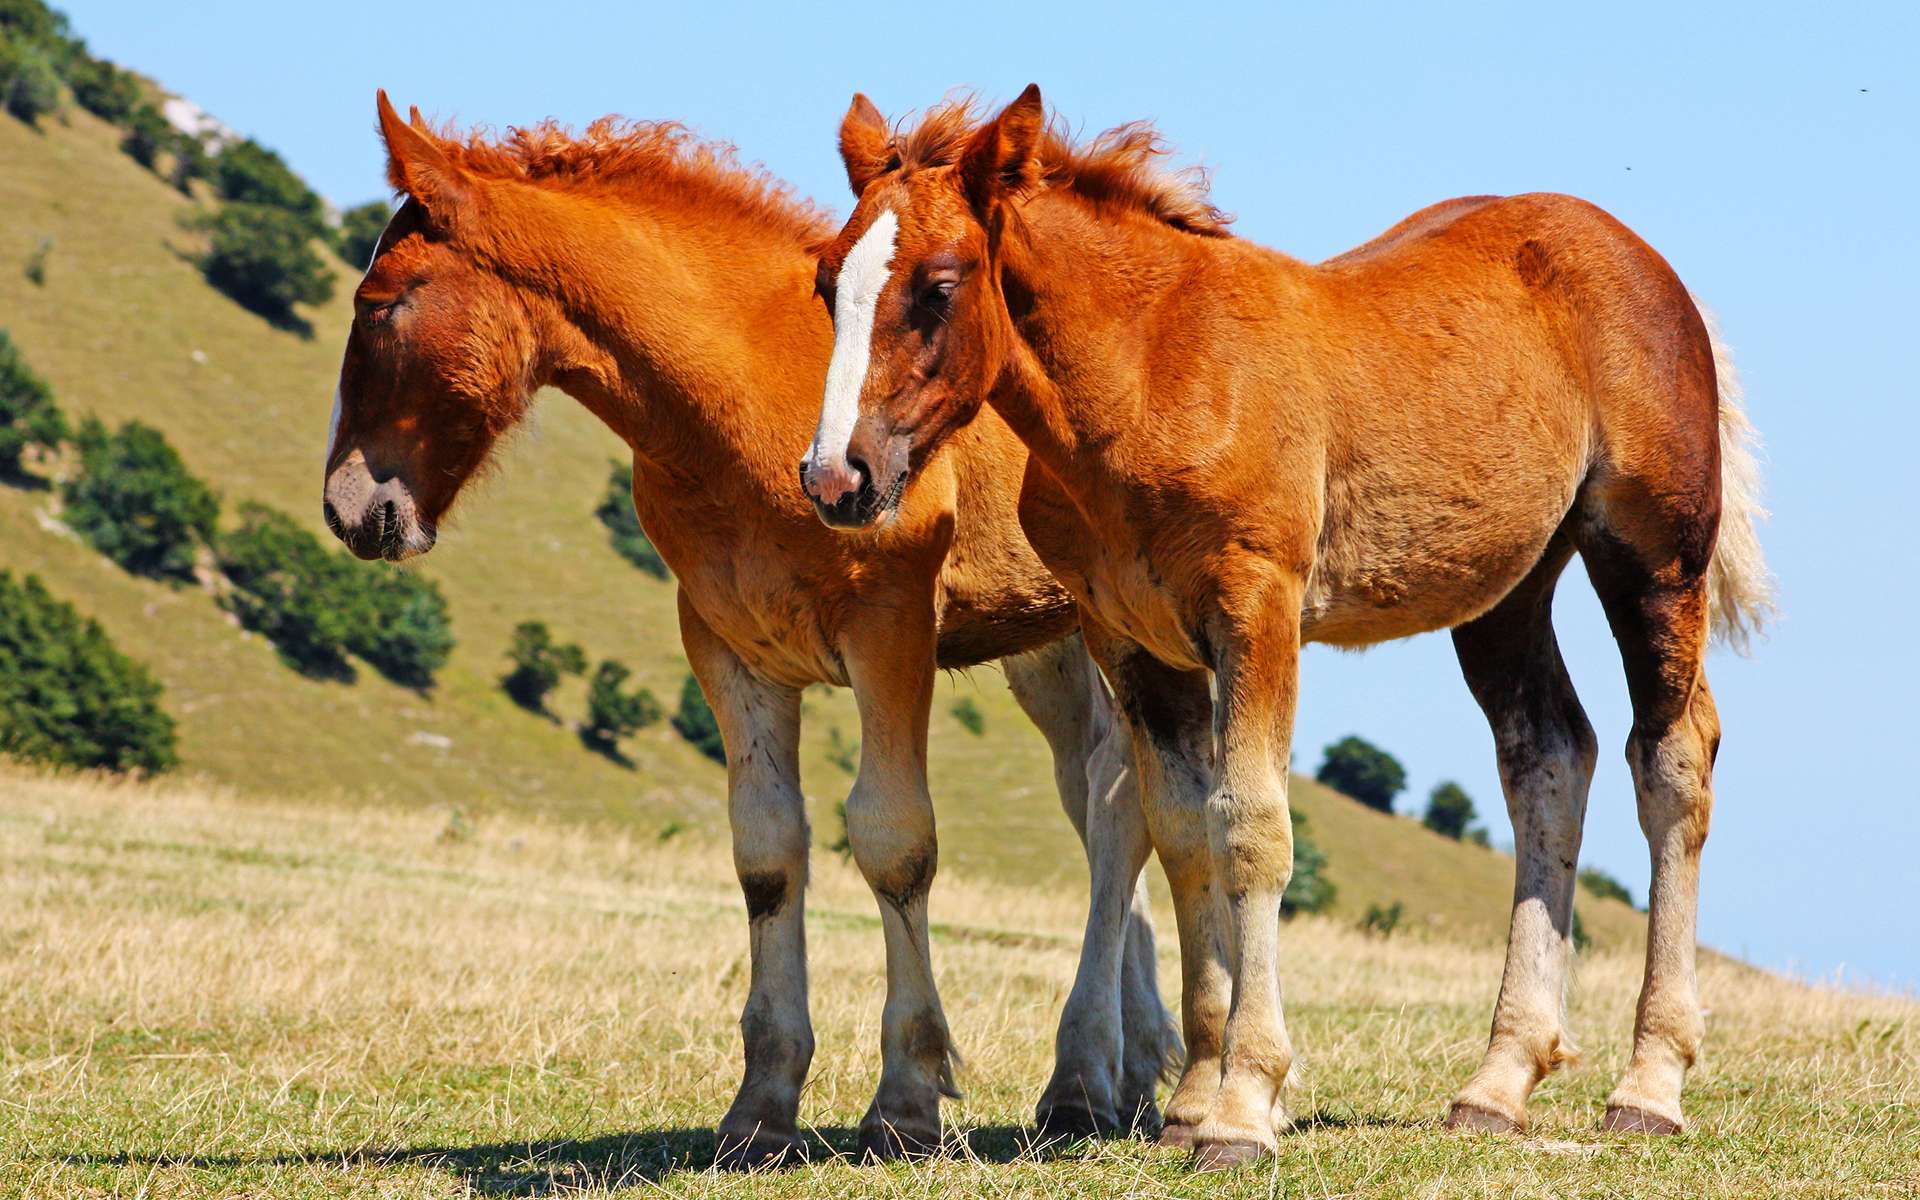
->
[0,104,1644,949]
[2,767,1913,1200]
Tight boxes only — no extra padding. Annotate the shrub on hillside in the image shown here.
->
[0,329,67,474]
[64,418,218,579]
[1423,780,1477,840]
[596,462,670,579]
[219,503,453,687]
[0,36,62,125]
[583,660,663,749]
[671,672,724,764]
[335,199,391,269]
[218,503,357,678]
[1282,809,1336,916]
[345,567,453,689]
[1578,865,1635,908]
[0,570,176,773]
[1360,900,1405,938]
[169,130,208,193]
[190,204,334,326]
[501,621,586,712]
[211,138,323,230]
[65,54,137,122]
[119,101,168,169]
[950,696,985,736]
[1315,735,1407,813]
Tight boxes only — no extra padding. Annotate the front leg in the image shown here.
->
[1192,573,1306,1171]
[844,612,956,1160]
[680,596,813,1170]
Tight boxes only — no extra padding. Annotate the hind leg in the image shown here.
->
[1446,539,1598,1133]
[1585,543,1719,1134]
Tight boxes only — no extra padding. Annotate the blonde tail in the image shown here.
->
[1693,298,1778,653]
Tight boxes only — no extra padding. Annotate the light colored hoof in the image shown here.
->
[713,1129,808,1171]
[1446,1101,1525,1134]
[1603,1104,1684,1136]
[1192,1137,1273,1172]
[857,1120,942,1162]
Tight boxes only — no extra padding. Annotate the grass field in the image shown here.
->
[2,765,1914,1199]
[0,100,1656,950]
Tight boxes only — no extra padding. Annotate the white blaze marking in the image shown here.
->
[810,208,899,464]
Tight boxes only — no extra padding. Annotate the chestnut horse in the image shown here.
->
[322,93,1183,1162]
[802,87,1775,1168]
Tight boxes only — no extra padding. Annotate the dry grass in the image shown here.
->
[0,765,1913,1198]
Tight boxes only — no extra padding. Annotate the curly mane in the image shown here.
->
[418,116,834,246]
[890,96,1233,238]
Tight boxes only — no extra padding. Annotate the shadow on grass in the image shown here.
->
[577,728,634,769]
[0,464,51,492]
[60,1124,1069,1193]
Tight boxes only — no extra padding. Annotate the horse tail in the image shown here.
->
[1693,297,1778,653]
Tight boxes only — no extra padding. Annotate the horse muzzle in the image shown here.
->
[323,452,436,561]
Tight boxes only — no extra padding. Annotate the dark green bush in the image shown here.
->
[119,101,168,169]
[64,418,218,579]
[1423,780,1477,840]
[1578,865,1635,908]
[335,199,391,269]
[169,130,208,193]
[345,567,453,689]
[0,329,66,473]
[950,696,985,736]
[671,672,724,764]
[596,462,670,579]
[1315,735,1407,813]
[218,503,356,678]
[0,36,62,125]
[65,54,137,122]
[501,620,585,712]
[583,660,663,748]
[0,571,176,773]
[211,138,323,230]
[1360,900,1405,938]
[1282,809,1336,916]
[191,203,334,326]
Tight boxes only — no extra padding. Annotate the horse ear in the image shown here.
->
[376,90,468,213]
[960,83,1044,216]
[839,92,893,197]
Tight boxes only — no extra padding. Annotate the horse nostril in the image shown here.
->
[846,456,872,496]
[323,500,343,536]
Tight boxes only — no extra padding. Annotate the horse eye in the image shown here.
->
[917,279,958,314]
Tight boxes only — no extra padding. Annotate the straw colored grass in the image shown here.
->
[0,765,1913,1198]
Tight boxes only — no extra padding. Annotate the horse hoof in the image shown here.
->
[1446,1102,1524,1134]
[1123,1099,1164,1140]
[1034,1104,1116,1142]
[1156,1121,1198,1151]
[858,1122,942,1162]
[1192,1137,1272,1172]
[713,1131,807,1171]
[1603,1105,1683,1136]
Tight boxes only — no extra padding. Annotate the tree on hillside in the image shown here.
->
[211,138,324,231]
[1423,780,1477,840]
[64,418,218,580]
[1578,865,1635,909]
[671,672,725,764]
[65,53,137,122]
[335,200,392,269]
[344,567,453,690]
[1282,809,1336,916]
[501,621,586,713]
[119,101,168,169]
[190,204,334,329]
[1315,735,1407,813]
[0,329,67,475]
[950,696,985,736]
[595,462,670,580]
[0,36,62,125]
[582,660,663,752]
[169,130,209,194]
[0,570,176,773]
[217,503,357,679]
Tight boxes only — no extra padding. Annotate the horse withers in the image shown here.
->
[323,92,1183,1163]
[802,86,1774,1168]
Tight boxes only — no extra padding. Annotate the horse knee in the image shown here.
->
[845,788,938,908]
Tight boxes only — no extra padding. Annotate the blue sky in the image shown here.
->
[64,1,1918,988]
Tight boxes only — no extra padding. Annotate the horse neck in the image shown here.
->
[512,187,826,496]
[993,196,1293,476]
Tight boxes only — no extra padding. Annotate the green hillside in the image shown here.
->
[0,99,1644,949]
